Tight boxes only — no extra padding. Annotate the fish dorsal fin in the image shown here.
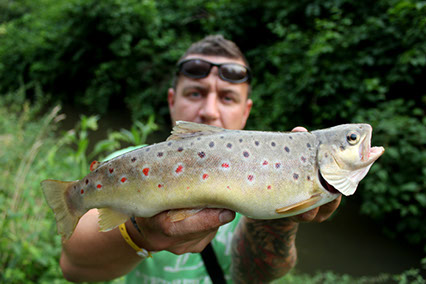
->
[167,121,228,141]
[98,208,129,232]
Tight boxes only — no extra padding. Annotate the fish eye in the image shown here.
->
[346,132,360,145]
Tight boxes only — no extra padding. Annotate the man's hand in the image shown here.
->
[134,209,235,255]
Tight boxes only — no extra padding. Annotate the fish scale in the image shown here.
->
[41,121,384,239]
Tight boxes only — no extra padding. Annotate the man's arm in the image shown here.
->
[231,196,342,283]
[60,208,235,282]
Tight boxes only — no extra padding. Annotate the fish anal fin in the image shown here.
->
[276,194,322,215]
[167,208,204,222]
[98,208,129,232]
[167,121,228,141]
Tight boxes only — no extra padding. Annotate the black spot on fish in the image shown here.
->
[177,147,184,152]
[340,145,345,151]
[198,152,206,158]
[220,136,224,139]
[131,157,136,162]
[301,156,306,163]
[255,141,260,146]
[226,143,233,149]
[157,152,164,158]
[325,153,328,158]
[284,146,290,153]
[271,142,276,147]
[243,151,250,158]
[275,163,281,169]
[293,173,299,180]
[307,143,311,148]
[307,175,311,181]
[209,141,215,148]
[239,139,243,143]
[197,137,201,141]
[145,148,150,152]
[85,179,89,185]
[168,142,172,146]
[289,136,293,140]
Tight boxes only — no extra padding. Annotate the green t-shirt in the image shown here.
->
[125,214,242,283]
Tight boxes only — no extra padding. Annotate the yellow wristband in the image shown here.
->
[119,223,152,258]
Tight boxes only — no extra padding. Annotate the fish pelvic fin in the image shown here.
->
[167,208,204,222]
[98,208,129,232]
[41,179,80,240]
[167,121,228,141]
[276,194,322,215]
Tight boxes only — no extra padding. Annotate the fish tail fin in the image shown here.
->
[41,179,80,240]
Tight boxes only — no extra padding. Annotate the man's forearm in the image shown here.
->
[231,217,298,283]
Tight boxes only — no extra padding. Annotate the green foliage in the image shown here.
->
[0,91,156,283]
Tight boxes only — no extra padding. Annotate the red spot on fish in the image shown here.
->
[158,184,163,188]
[175,165,183,174]
[121,177,127,183]
[97,184,102,189]
[222,163,229,168]
[90,160,99,171]
[263,160,268,166]
[248,175,254,182]
[275,163,281,169]
[80,189,84,194]
[203,173,209,180]
[198,152,206,158]
[187,186,190,190]
[109,168,114,174]
[227,186,231,190]
[267,185,272,190]
[142,168,149,176]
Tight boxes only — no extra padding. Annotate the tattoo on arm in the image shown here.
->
[231,218,299,283]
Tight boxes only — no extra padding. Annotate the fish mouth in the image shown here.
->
[318,170,340,194]
[359,126,385,163]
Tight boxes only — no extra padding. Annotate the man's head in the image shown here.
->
[168,35,253,130]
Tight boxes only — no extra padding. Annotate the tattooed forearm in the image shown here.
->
[231,217,299,283]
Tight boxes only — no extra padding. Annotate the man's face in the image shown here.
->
[168,55,253,130]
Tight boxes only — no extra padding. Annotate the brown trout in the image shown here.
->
[42,122,384,239]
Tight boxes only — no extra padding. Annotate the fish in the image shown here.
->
[41,121,384,240]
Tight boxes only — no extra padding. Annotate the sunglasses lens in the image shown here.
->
[180,60,211,78]
[220,64,249,82]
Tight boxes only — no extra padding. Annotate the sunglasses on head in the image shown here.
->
[177,58,251,84]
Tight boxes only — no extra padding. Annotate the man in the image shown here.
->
[60,35,341,283]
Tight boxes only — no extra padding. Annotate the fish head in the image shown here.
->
[315,124,384,196]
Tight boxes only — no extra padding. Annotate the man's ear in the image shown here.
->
[167,88,175,108]
[241,98,253,129]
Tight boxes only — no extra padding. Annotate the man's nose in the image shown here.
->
[199,92,220,122]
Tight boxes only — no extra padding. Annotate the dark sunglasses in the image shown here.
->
[177,58,251,83]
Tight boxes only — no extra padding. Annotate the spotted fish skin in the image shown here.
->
[41,122,384,239]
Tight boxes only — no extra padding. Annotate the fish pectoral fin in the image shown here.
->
[98,208,129,232]
[167,121,228,141]
[276,194,322,215]
[167,208,204,222]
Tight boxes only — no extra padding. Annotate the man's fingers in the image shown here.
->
[314,195,342,223]
[291,126,308,132]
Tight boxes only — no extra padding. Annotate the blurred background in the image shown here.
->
[0,0,425,283]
